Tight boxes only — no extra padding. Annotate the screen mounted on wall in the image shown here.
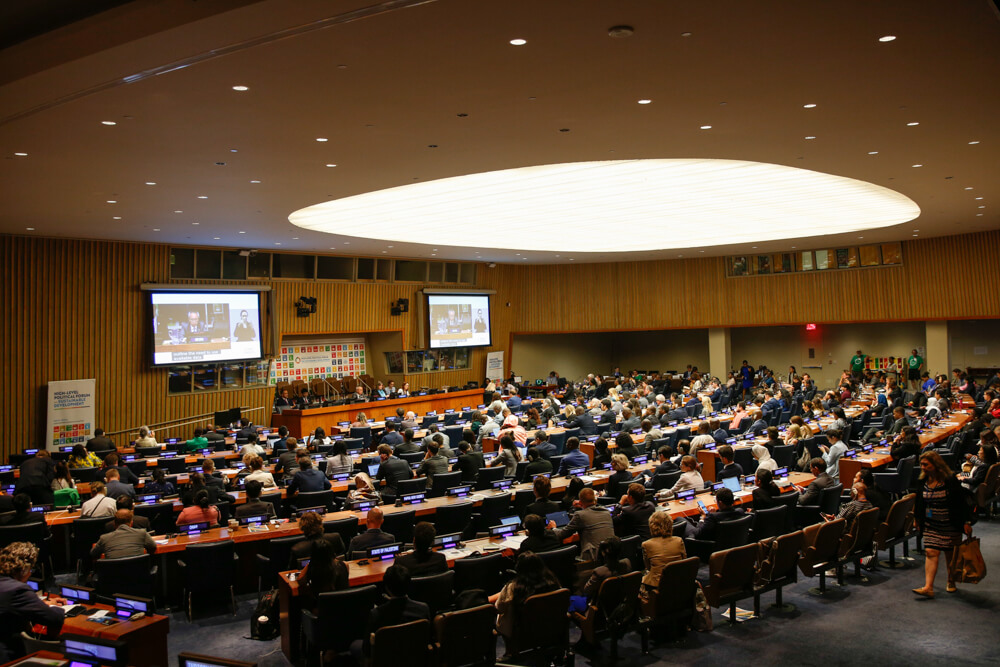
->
[427,293,491,349]
[150,291,263,366]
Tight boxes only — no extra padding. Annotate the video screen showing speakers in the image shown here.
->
[427,293,492,349]
[150,291,263,366]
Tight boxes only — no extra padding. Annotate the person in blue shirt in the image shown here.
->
[507,393,522,409]
[379,421,404,447]
[287,458,331,494]
[556,437,590,476]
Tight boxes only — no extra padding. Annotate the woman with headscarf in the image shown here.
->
[752,444,777,473]
[498,415,528,445]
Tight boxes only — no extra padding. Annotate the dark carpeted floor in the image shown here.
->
[159,518,1000,666]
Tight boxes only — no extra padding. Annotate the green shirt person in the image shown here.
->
[185,429,209,453]
[851,351,866,374]
[906,349,924,388]
[908,353,923,370]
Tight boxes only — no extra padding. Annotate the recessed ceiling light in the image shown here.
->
[637,99,652,105]
[316,138,328,142]
[913,229,920,232]
[968,140,980,145]
[382,251,387,254]
[213,237,221,240]
[858,236,863,239]
[230,149,238,153]
[197,195,207,199]
[700,125,712,130]
[569,258,574,261]
[329,247,336,249]
[26,227,35,231]
[250,180,261,183]
[681,32,692,37]
[101,121,116,126]
[13,152,27,156]
[878,35,896,42]
[912,164,922,168]
[913,234,918,237]
[509,38,527,46]
[432,248,438,251]
[325,164,337,168]
[907,122,919,126]
[174,210,182,213]
[145,181,156,185]
[290,160,920,253]
[975,197,983,200]
[979,205,986,209]
[805,136,816,140]
[106,200,116,204]
[965,187,974,190]
[292,237,299,240]
[152,228,160,232]
[431,253,436,256]
[803,103,817,109]
[387,245,393,248]
[751,246,757,249]
[868,151,879,155]
[112,216,121,220]
[232,85,248,91]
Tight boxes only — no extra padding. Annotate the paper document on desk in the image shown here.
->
[498,535,528,550]
[857,457,875,463]
[154,539,169,545]
[441,547,471,559]
[580,475,598,483]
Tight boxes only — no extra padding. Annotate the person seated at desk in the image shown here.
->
[235,480,276,521]
[324,441,354,478]
[1,495,46,532]
[80,481,117,518]
[395,522,448,576]
[379,421,403,447]
[101,452,139,487]
[177,489,221,527]
[364,564,431,656]
[655,455,704,501]
[422,423,451,450]
[763,426,782,453]
[531,430,557,460]
[144,468,176,496]
[351,412,369,429]
[183,428,209,454]
[347,507,395,558]
[687,487,744,541]
[753,444,777,474]
[396,382,411,399]
[619,407,641,433]
[348,472,381,504]
[518,514,562,556]
[273,440,302,482]
[523,447,553,478]
[92,509,156,560]
[295,388,313,409]
[67,444,102,469]
[242,454,275,489]
[796,457,836,506]
[0,542,65,662]
[103,496,151,533]
[568,406,597,436]
[15,450,55,506]
[640,511,686,608]
[613,483,655,540]
[352,385,368,402]
[615,432,640,461]
[550,488,614,562]
[298,538,348,613]
[490,552,561,643]
[557,437,590,476]
[819,429,849,478]
[86,428,116,454]
[712,444,740,480]
[581,536,631,601]
[274,388,294,411]
[376,444,414,498]
[649,446,679,479]
[747,410,768,436]
[591,438,612,469]
[606,454,634,498]
[823,482,873,532]
[400,410,418,431]
[287,458,332,495]
[51,462,76,493]
[455,441,486,482]
[890,427,922,463]
[963,443,998,492]
[272,426,291,453]
[291,511,345,565]
[238,437,265,458]
[417,441,451,489]
[752,469,782,510]
[103,468,135,501]
[641,419,664,454]
[525,475,560,519]
[204,425,226,445]
[394,428,421,455]
[201,459,234,498]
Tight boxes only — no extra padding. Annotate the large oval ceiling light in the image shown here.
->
[289,159,920,253]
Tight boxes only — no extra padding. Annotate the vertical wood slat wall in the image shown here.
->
[3,230,998,459]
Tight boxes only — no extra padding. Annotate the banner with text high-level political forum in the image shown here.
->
[46,379,96,451]
[486,351,504,381]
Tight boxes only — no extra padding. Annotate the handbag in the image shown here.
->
[948,535,986,584]
[691,582,713,632]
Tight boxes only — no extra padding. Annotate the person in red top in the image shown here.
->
[176,489,220,527]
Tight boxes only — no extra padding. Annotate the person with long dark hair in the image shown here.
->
[176,489,220,527]
[491,551,561,641]
[752,468,782,510]
[912,451,973,598]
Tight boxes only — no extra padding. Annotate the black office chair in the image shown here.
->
[548,431,567,455]
[256,535,305,595]
[514,460,530,483]
[133,502,176,537]
[684,514,754,563]
[340,437,365,452]
[750,505,789,541]
[536,544,580,590]
[136,446,162,458]
[653,471,681,491]
[433,604,498,667]
[70,516,113,582]
[259,491,285,518]
[323,517,359,553]
[178,540,239,620]
[398,452,424,465]
[474,467,505,491]
[369,619,433,667]
[772,444,796,468]
[94,554,157,602]
[161,458,189,474]
[452,551,508,596]
[124,460,148,478]
[513,488,535,518]
[349,427,372,450]
[472,492,512,534]
[434,501,474,537]
[443,425,465,444]
[69,467,101,483]
[873,456,916,498]
[408,570,455,617]
[290,490,337,514]
[396,477,429,496]
[733,448,757,476]
[0,523,54,581]
[430,471,462,497]
[795,483,843,527]
[381,509,416,546]
[301,586,380,664]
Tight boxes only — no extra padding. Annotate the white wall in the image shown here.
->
[949,319,1000,371]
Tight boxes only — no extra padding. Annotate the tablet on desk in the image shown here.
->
[545,510,570,527]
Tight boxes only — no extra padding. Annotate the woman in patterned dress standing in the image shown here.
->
[912,451,973,598]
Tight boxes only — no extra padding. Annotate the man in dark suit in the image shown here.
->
[797,458,835,505]
[15,450,55,505]
[103,469,135,500]
[273,439,301,481]
[379,422,404,447]
[347,507,396,557]
[271,426,290,453]
[394,429,421,455]
[518,514,563,555]
[455,441,485,482]
[668,404,689,422]
[531,430,558,460]
[598,399,616,425]
[234,480,276,520]
[716,445,744,480]
[524,475,560,519]
[651,446,679,476]
[556,438,590,476]
[90,510,156,560]
[552,488,614,561]
[287,459,331,494]
[572,407,597,436]
[100,452,139,486]
[612,483,656,540]
[274,389,294,411]
[747,411,769,435]
[416,442,450,489]
[86,429,115,454]
[103,496,151,533]
[376,444,414,497]
[204,425,226,444]
[688,488,745,541]
[619,408,641,432]
[363,564,430,656]
[200,459,236,504]
[0,542,65,661]
[710,419,728,443]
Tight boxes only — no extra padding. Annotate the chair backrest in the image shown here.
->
[819,483,844,515]
[312,586,381,652]
[323,517,359,551]
[94,554,155,599]
[511,588,570,655]
[452,552,507,595]
[838,507,881,560]
[433,604,498,667]
[653,471,681,490]
[594,571,642,629]
[619,534,641,572]
[751,505,789,541]
[181,540,237,588]
[396,477,429,496]
[772,444,796,468]
[292,490,336,513]
[714,514,754,551]
[268,535,306,572]
[443,425,465,443]
[477,492,512,526]
[876,492,916,547]
[370,619,432,667]
[0,522,48,549]
[409,570,455,618]
[399,452,424,465]
[260,492,284,518]
[434,501,474,535]
[474,466,505,490]
[548,431,567,455]
[896,456,916,481]
[133,502,176,536]
[513,488,535,518]
[733,448,757,476]
[349,426,372,449]
[536,544,579,590]
[380,509,417,546]
[431,471,463,497]
[70,467,101,483]
[759,530,804,585]
[801,517,846,569]
[653,556,700,617]
[705,543,758,605]
[71,517,111,560]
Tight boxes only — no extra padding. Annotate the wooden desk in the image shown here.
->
[34,601,170,667]
[271,389,485,436]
